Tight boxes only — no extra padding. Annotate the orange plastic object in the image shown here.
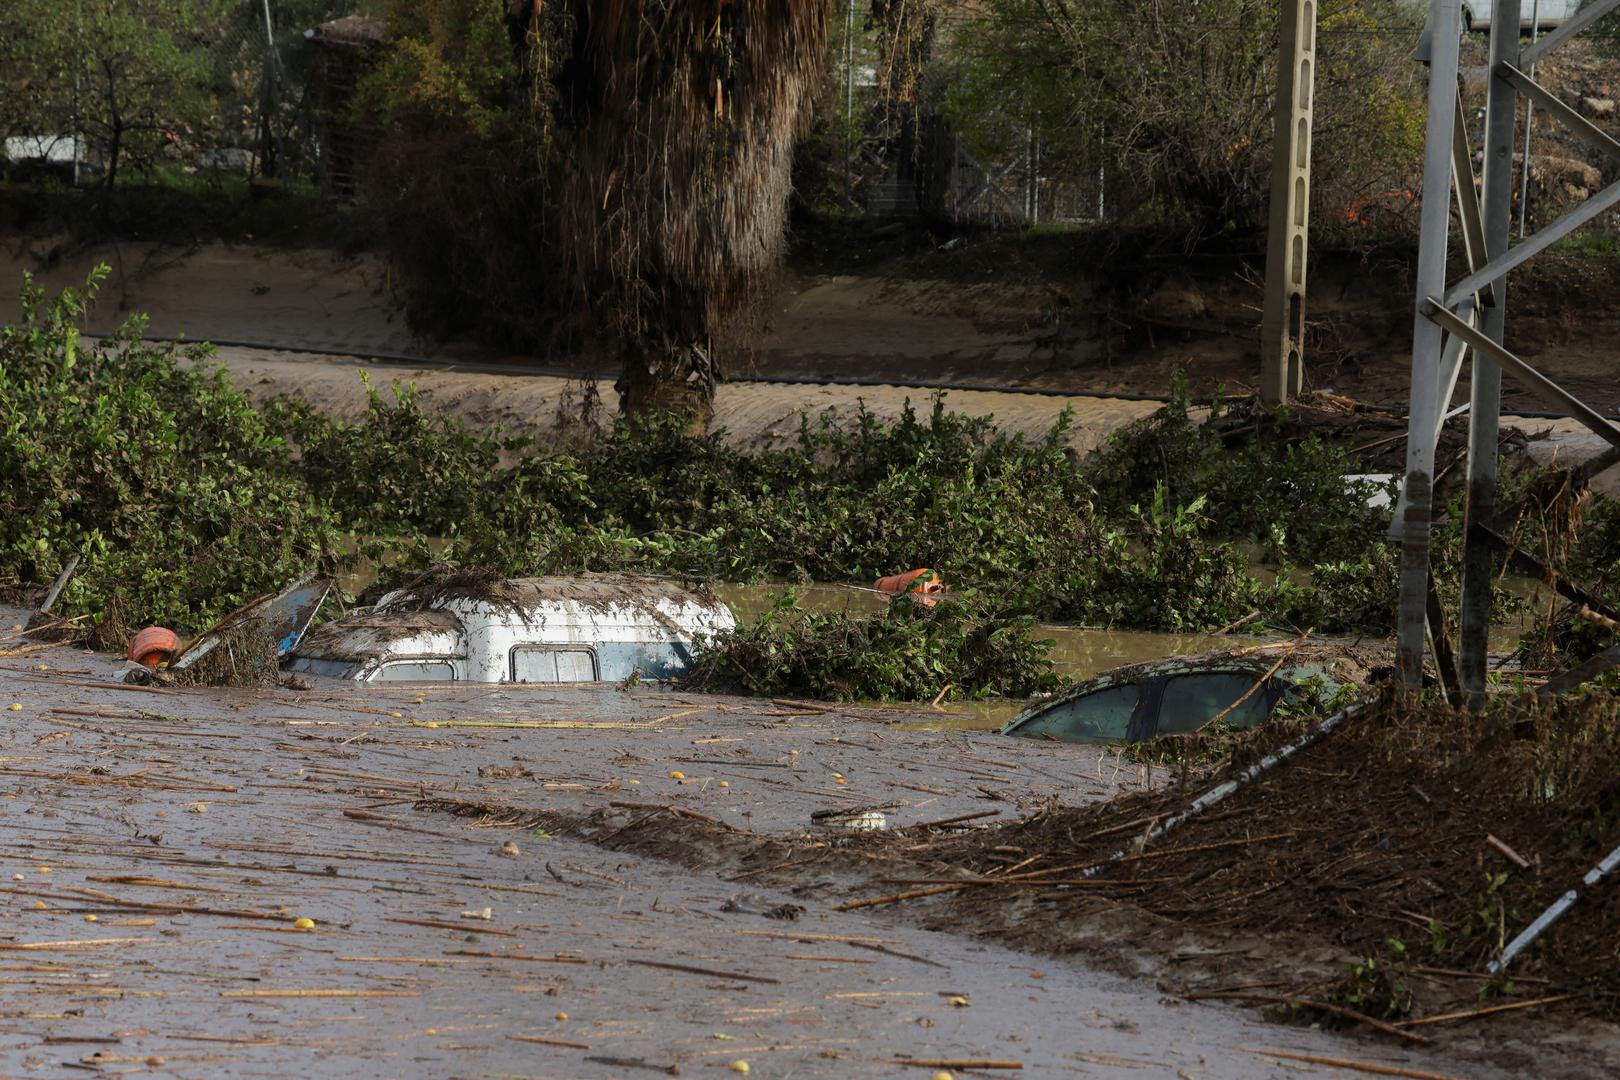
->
[128,626,181,668]
[873,568,947,607]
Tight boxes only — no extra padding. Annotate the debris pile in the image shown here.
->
[842,687,1620,1027]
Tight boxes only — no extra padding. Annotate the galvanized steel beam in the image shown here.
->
[1396,0,1462,689]
[1520,0,1620,66]
[1458,0,1520,701]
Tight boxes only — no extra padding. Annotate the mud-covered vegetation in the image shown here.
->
[886,684,1620,1020]
[686,590,1064,702]
[0,274,1573,663]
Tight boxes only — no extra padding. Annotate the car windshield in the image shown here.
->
[1156,672,1274,735]
[1006,682,1144,743]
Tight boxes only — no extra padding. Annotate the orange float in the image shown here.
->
[873,568,947,607]
[127,626,181,668]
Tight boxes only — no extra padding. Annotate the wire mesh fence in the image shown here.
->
[0,0,354,192]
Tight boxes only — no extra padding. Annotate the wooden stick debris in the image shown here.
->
[32,678,180,696]
[1240,1047,1465,1080]
[1485,833,1531,870]
[385,917,517,937]
[445,949,587,964]
[734,930,903,945]
[625,958,780,985]
[899,810,1001,831]
[608,800,738,831]
[1185,991,1432,1045]
[509,1033,592,1050]
[221,988,422,998]
[1396,993,1573,1028]
[887,1058,1023,1070]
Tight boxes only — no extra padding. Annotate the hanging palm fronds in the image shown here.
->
[547,0,833,426]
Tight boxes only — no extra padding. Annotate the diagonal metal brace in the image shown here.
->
[1443,179,1620,307]
[1498,63,1620,164]
[1538,644,1620,699]
[1522,0,1620,66]
[1452,92,1494,306]
[1424,299,1620,449]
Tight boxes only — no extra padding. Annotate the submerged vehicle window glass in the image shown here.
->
[289,658,358,680]
[372,660,456,682]
[512,647,598,683]
[1010,683,1142,742]
[1157,672,1273,734]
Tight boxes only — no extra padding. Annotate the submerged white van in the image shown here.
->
[1460,0,1577,32]
[287,574,735,683]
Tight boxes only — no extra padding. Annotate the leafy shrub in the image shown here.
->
[0,269,337,630]
[3,273,1533,651]
[686,590,1064,703]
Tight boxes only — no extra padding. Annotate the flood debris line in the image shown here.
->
[829,687,1620,1044]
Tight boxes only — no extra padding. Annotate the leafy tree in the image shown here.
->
[7,0,229,191]
[936,0,1425,236]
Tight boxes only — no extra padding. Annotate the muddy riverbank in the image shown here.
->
[0,607,1611,1078]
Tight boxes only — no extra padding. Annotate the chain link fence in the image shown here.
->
[1,0,353,191]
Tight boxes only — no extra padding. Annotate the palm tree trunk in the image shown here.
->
[615,338,717,431]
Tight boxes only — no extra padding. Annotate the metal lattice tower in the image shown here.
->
[1396,0,1620,695]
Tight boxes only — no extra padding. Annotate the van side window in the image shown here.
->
[511,647,598,683]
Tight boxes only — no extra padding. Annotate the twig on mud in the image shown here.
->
[509,1033,592,1050]
[1395,993,1574,1028]
[1184,991,1432,1045]
[36,677,181,696]
[887,1058,1023,1070]
[625,958,780,985]
[1240,1047,1464,1080]
[608,799,738,831]
[384,917,517,937]
[836,832,1292,910]
[221,988,421,998]
[897,810,1001,831]
[844,940,948,969]
[1485,833,1531,870]
[733,930,902,945]
[1,886,281,922]
[446,949,587,964]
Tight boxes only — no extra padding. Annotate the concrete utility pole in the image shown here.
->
[1259,0,1317,406]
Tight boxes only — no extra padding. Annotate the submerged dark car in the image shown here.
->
[1000,644,1378,745]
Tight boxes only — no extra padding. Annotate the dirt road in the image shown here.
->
[0,611,1529,1079]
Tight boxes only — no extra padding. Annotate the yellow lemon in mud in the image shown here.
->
[729,1062,750,1074]
[32,900,45,909]
[717,780,730,789]
[294,917,316,930]
[85,915,97,923]
[934,1073,955,1080]
[36,867,49,874]
[422,721,440,728]
[554,1011,568,1022]
[7,704,21,711]
[668,771,685,780]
